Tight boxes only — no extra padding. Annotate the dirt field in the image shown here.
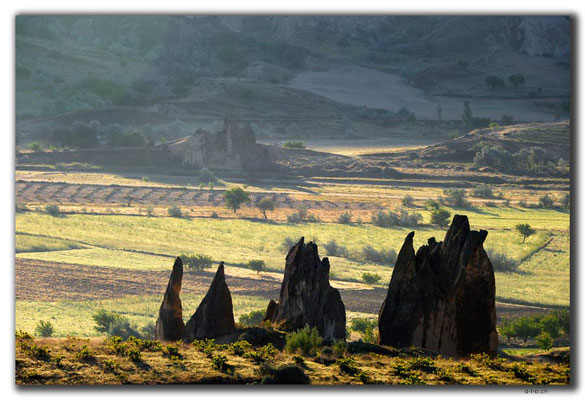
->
[15,181,385,211]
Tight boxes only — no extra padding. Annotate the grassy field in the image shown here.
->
[15,207,570,307]
[16,293,268,338]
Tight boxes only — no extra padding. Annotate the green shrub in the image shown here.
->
[180,253,213,272]
[260,364,311,384]
[362,272,381,285]
[74,345,95,362]
[401,195,415,207]
[440,189,470,207]
[430,208,451,228]
[107,320,141,340]
[211,354,228,371]
[25,344,52,361]
[285,326,322,356]
[167,205,183,218]
[92,310,124,334]
[536,332,554,351]
[229,340,251,356]
[350,318,378,343]
[511,363,535,382]
[28,142,43,152]
[35,320,54,337]
[337,211,352,224]
[486,250,519,273]
[163,344,181,358]
[539,194,554,208]
[293,355,306,366]
[16,330,33,340]
[287,208,318,223]
[44,204,61,217]
[408,356,437,372]
[239,310,265,326]
[323,239,349,258]
[336,357,360,376]
[371,208,422,228]
[361,245,396,265]
[126,348,142,362]
[472,184,495,198]
[332,339,347,357]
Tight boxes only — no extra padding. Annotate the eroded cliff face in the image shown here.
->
[164,121,271,171]
[265,237,346,341]
[378,215,498,357]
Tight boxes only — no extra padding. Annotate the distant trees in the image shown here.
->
[485,75,505,90]
[371,208,422,228]
[515,223,535,243]
[223,187,250,213]
[180,254,213,272]
[508,73,526,89]
[499,310,569,346]
[256,197,276,219]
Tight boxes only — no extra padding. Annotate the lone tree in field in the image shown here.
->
[516,223,536,243]
[247,259,266,274]
[256,197,276,219]
[223,187,250,213]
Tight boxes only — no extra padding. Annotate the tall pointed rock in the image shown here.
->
[155,257,185,341]
[378,215,497,357]
[267,237,346,341]
[183,262,236,342]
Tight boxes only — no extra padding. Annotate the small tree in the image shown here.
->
[539,194,554,209]
[515,223,536,243]
[337,211,352,224]
[431,209,451,228]
[441,189,470,207]
[401,195,415,207]
[168,205,183,218]
[199,167,217,184]
[35,320,54,337]
[28,142,43,152]
[247,259,266,274]
[45,204,61,217]
[223,187,250,213]
[92,310,124,334]
[256,197,276,219]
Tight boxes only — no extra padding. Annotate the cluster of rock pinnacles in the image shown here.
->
[156,214,497,357]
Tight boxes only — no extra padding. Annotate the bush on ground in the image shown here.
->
[285,326,322,356]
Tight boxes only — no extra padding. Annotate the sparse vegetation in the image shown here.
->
[282,141,306,149]
[362,272,381,285]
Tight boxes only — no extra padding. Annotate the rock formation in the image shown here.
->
[263,299,279,322]
[183,262,236,343]
[378,215,497,357]
[155,257,186,341]
[265,237,346,341]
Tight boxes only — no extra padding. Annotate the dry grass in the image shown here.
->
[15,336,570,385]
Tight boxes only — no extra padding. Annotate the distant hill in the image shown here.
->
[16,16,570,144]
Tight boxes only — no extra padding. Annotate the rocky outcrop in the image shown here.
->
[265,237,346,341]
[378,215,497,357]
[183,262,236,342]
[263,299,279,322]
[155,257,186,341]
